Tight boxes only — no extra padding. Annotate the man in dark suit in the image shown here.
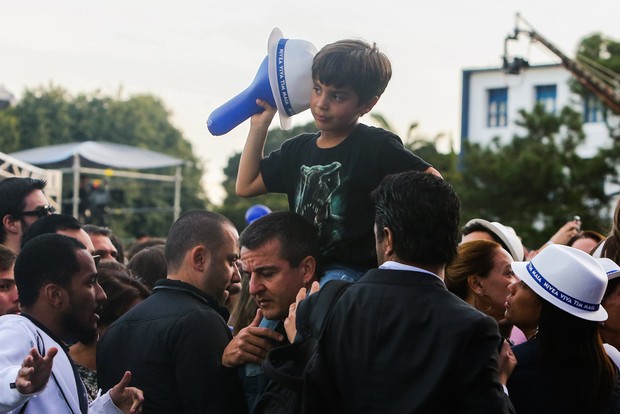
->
[297,171,512,413]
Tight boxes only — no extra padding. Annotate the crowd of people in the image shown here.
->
[1,35,619,414]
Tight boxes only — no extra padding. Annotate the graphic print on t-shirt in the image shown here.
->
[295,161,344,247]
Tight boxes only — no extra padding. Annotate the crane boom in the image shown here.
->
[504,13,620,115]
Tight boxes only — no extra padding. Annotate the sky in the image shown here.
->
[3,1,619,204]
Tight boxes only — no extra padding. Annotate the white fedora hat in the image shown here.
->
[512,244,608,321]
[597,257,620,281]
[463,218,524,261]
[267,28,318,130]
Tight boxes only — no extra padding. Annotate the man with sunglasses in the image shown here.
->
[0,177,53,254]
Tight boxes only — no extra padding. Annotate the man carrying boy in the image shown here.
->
[222,211,319,410]
[237,39,440,283]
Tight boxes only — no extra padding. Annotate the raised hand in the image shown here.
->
[284,281,320,343]
[15,346,58,395]
[109,371,144,414]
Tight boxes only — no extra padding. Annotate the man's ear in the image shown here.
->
[383,226,395,257]
[190,245,210,272]
[299,256,317,286]
[43,284,66,309]
[2,214,20,235]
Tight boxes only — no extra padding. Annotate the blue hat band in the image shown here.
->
[527,262,599,312]
[276,38,295,116]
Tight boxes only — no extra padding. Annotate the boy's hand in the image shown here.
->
[250,99,277,130]
[284,281,320,343]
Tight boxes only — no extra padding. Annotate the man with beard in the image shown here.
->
[0,234,143,414]
[0,177,52,254]
[97,210,246,413]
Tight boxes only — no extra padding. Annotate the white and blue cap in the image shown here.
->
[511,244,608,322]
[597,257,620,281]
[267,28,318,130]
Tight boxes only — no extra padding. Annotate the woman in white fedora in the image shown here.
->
[504,244,620,414]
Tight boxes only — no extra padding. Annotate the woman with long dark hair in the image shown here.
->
[505,244,620,413]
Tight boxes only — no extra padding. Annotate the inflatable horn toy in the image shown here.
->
[207,28,317,136]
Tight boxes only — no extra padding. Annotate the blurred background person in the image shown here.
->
[126,238,165,262]
[600,258,620,362]
[593,198,620,262]
[127,244,167,290]
[0,245,19,315]
[567,229,605,253]
[84,224,120,263]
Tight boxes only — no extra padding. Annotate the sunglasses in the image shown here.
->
[17,204,56,218]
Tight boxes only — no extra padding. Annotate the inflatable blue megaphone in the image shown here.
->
[207,56,276,136]
[207,28,317,136]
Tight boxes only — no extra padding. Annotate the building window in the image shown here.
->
[583,93,604,123]
[535,84,557,113]
[488,88,508,127]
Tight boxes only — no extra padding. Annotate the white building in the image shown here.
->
[460,63,611,157]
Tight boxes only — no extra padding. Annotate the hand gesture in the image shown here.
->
[222,309,284,367]
[15,347,58,395]
[284,281,320,343]
[498,340,517,385]
[109,371,144,414]
[548,220,581,245]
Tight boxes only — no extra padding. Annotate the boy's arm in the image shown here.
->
[236,99,277,197]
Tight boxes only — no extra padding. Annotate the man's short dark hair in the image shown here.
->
[0,178,47,243]
[164,210,233,273]
[83,224,112,237]
[372,171,460,265]
[21,214,82,248]
[0,245,16,272]
[15,233,86,308]
[239,211,320,268]
[312,39,392,104]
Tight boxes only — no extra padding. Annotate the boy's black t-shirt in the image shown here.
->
[260,123,431,269]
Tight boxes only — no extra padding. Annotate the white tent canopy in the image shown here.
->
[10,141,184,221]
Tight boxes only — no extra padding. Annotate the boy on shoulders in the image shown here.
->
[237,38,440,284]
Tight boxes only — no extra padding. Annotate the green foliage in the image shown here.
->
[0,110,20,153]
[571,33,620,139]
[8,85,208,239]
[215,122,317,232]
[458,104,615,248]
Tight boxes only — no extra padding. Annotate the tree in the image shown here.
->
[571,33,620,139]
[0,110,20,153]
[215,122,317,231]
[458,104,615,248]
[9,85,208,238]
